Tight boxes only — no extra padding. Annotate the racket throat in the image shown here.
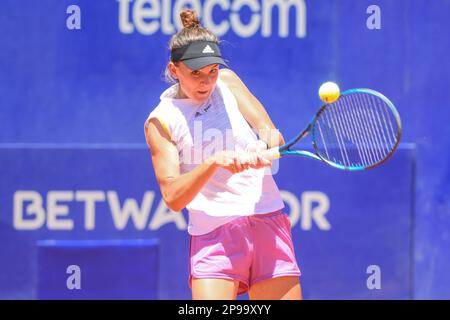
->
[283,150,322,161]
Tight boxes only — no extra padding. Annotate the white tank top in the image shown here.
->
[147,78,284,235]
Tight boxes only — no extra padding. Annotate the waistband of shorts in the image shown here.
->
[249,209,284,219]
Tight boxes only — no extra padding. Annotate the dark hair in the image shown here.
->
[165,9,219,83]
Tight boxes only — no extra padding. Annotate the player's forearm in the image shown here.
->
[163,157,218,212]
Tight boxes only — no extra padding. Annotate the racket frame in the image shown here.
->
[274,88,402,171]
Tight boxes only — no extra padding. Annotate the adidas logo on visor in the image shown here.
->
[202,45,215,54]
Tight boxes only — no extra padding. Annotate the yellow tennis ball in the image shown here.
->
[319,82,340,103]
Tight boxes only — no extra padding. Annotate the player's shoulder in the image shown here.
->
[146,100,167,121]
[145,98,174,129]
[144,101,174,145]
[219,69,248,100]
[148,92,183,116]
[219,68,241,86]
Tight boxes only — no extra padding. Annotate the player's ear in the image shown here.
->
[168,62,178,80]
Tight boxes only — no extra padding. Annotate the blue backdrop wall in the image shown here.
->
[1,0,449,299]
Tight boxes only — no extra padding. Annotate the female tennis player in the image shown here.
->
[144,9,302,300]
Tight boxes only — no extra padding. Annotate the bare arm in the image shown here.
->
[144,118,219,212]
[219,69,285,148]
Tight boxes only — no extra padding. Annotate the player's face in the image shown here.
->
[170,62,219,103]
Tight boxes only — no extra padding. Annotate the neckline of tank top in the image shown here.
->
[160,82,220,108]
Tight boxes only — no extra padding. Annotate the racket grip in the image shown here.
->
[261,147,281,161]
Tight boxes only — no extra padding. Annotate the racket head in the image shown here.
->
[310,88,402,170]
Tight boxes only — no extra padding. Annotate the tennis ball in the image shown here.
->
[319,82,340,103]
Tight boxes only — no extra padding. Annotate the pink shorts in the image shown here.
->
[189,210,301,295]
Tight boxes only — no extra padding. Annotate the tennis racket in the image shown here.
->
[262,88,402,170]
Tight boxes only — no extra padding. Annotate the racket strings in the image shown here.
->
[313,92,400,168]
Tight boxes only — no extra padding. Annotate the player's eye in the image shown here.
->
[210,69,218,75]
[191,70,200,76]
